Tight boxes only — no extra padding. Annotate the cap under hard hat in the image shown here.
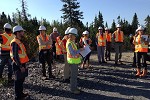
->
[65,27,71,35]
[38,25,46,31]
[82,30,89,35]
[68,28,78,36]
[13,25,24,33]
[4,23,12,29]
[98,27,103,30]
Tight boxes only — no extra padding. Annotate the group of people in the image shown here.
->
[0,22,149,99]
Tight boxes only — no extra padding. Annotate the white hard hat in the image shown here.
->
[13,25,24,33]
[4,23,12,29]
[53,27,57,32]
[68,28,78,36]
[38,25,46,31]
[137,26,144,31]
[105,27,109,30]
[82,30,89,35]
[116,24,121,28]
[65,27,71,35]
[135,29,138,33]
[98,27,103,30]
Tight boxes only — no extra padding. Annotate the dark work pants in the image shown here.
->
[83,52,91,64]
[39,50,53,77]
[137,52,147,70]
[0,55,13,79]
[132,52,137,67]
[105,42,111,60]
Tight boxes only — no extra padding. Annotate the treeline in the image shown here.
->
[0,0,150,59]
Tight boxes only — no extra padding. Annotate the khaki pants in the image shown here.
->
[63,54,70,79]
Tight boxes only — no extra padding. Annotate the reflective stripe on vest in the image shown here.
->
[0,33,15,50]
[66,39,81,64]
[98,33,106,46]
[114,31,123,42]
[37,34,51,50]
[10,38,29,64]
[106,33,112,42]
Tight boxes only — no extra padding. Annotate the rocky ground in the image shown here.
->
[0,52,150,100]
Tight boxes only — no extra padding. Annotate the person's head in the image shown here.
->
[68,28,78,41]
[137,26,144,35]
[53,27,58,33]
[82,30,89,37]
[116,24,121,31]
[38,25,46,35]
[105,27,109,33]
[3,23,12,33]
[13,25,24,39]
[98,27,103,33]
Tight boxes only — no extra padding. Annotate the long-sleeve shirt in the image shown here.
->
[68,43,80,56]
[11,42,21,66]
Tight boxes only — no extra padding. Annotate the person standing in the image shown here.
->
[105,27,112,61]
[133,26,148,77]
[10,25,29,100]
[80,30,92,68]
[96,27,107,64]
[113,24,124,65]
[0,23,15,84]
[66,28,84,94]
[50,27,60,60]
[37,25,55,79]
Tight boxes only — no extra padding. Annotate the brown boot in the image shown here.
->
[140,69,147,77]
[136,68,141,76]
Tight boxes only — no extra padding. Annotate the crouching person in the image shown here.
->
[66,28,84,94]
[10,25,29,100]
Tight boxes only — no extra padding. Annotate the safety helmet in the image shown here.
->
[13,25,24,33]
[137,26,144,31]
[105,27,109,30]
[68,28,78,36]
[135,29,138,33]
[38,25,46,31]
[116,24,121,28]
[53,27,57,32]
[65,27,71,35]
[98,27,103,30]
[4,23,12,29]
[82,30,89,35]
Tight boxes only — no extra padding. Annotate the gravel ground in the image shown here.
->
[0,52,150,100]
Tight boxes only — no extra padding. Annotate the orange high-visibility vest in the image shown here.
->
[37,34,51,50]
[136,35,148,52]
[114,31,124,42]
[106,33,112,42]
[0,33,15,51]
[10,38,29,64]
[55,36,63,55]
[97,33,106,46]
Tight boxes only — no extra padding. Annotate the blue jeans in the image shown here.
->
[0,55,13,79]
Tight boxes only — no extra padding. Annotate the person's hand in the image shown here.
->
[20,67,25,73]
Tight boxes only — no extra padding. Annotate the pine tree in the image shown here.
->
[60,0,83,26]
[21,0,28,21]
[105,22,108,28]
[145,15,150,34]
[131,13,139,34]
[111,19,116,33]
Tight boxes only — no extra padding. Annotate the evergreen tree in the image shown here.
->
[145,15,150,34]
[105,22,108,28]
[111,19,116,33]
[21,0,28,21]
[98,11,104,28]
[117,15,121,24]
[131,13,139,34]
[60,0,83,26]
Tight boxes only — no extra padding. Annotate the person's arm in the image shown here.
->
[68,43,81,56]
[11,42,22,67]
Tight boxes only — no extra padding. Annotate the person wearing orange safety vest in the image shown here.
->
[37,25,55,79]
[80,30,92,68]
[0,23,15,84]
[133,26,148,77]
[105,27,112,61]
[55,36,63,55]
[96,26,107,64]
[66,28,84,94]
[10,25,29,100]
[60,27,71,83]
[113,24,124,66]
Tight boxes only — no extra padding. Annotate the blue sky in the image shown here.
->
[0,0,150,27]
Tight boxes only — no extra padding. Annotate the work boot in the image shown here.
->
[135,68,141,77]
[140,69,147,77]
